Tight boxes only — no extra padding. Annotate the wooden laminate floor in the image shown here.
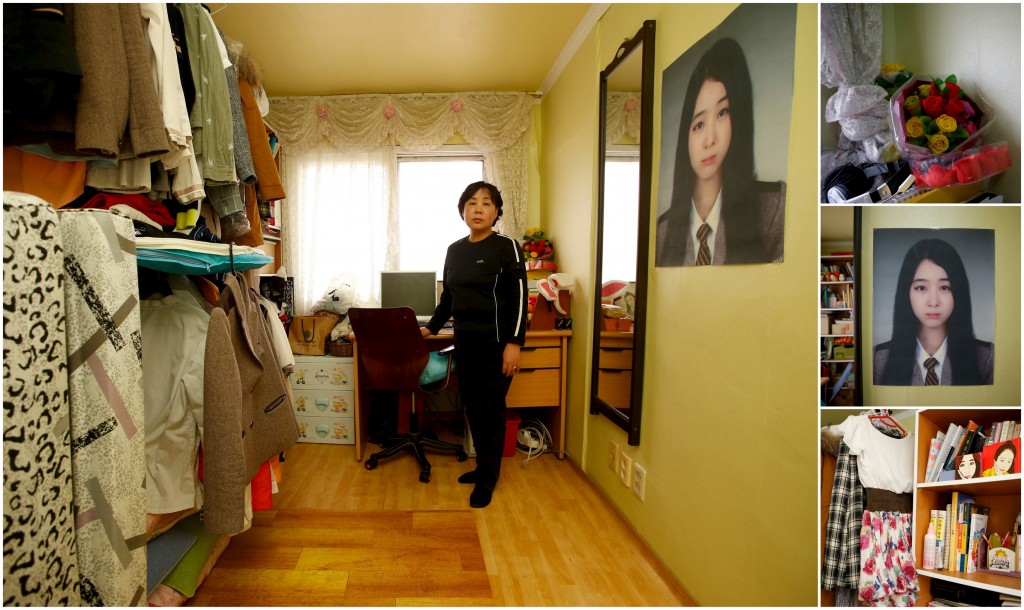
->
[192,429,696,606]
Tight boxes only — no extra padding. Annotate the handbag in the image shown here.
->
[287,312,341,355]
[419,346,456,387]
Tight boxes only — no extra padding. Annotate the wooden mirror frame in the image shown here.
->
[590,20,655,446]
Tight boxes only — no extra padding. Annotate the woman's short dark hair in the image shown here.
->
[458,181,503,227]
[994,441,1018,474]
[881,238,981,384]
[668,37,763,263]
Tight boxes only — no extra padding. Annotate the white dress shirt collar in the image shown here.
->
[915,337,949,381]
[689,189,723,261]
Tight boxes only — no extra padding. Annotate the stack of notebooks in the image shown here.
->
[923,419,1021,482]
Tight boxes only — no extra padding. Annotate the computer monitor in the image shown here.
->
[380,271,438,321]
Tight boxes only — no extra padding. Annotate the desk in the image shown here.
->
[351,330,571,461]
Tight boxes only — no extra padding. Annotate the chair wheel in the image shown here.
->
[455,450,468,462]
[365,457,378,470]
[419,470,430,483]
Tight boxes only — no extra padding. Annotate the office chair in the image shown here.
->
[348,306,468,482]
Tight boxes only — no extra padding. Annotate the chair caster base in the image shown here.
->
[419,469,431,483]
[455,450,468,462]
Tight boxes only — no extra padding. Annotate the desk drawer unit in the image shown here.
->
[507,336,562,407]
[295,414,354,445]
[293,389,354,417]
[290,356,356,445]
[597,369,632,410]
[292,355,354,391]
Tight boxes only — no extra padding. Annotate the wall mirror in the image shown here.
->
[590,20,655,446]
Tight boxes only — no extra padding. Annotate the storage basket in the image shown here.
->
[328,341,353,357]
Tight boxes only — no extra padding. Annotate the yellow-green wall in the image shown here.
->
[861,206,1021,406]
[540,4,818,605]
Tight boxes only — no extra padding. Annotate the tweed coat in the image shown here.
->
[203,273,298,534]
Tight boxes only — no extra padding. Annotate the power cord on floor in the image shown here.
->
[515,418,569,465]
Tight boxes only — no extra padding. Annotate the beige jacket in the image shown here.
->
[203,273,298,534]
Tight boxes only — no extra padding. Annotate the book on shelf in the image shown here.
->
[935,509,948,571]
[948,492,976,573]
[930,423,960,482]
[966,509,990,574]
[925,433,946,482]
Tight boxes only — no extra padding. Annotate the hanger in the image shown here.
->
[868,409,907,439]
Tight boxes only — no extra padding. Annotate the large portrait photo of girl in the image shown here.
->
[872,228,996,386]
[655,4,795,267]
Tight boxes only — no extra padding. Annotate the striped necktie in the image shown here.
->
[696,223,712,266]
[924,357,939,385]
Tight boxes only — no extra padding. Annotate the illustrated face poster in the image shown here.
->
[872,228,995,386]
[654,3,795,267]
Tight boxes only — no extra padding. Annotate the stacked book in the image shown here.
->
[924,418,1021,483]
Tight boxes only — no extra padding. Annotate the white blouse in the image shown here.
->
[836,414,914,494]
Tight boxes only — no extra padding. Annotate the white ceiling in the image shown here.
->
[212,3,599,97]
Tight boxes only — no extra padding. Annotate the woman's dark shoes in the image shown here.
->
[469,485,493,509]
[457,471,478,485]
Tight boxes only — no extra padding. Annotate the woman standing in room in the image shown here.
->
[655,37,785,267]
[873,238,994,385]
[422,181,528,509]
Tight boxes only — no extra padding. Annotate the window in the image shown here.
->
[397,154,484,278]
[602,155,640,282]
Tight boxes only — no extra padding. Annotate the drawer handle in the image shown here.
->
[598,369,631,374]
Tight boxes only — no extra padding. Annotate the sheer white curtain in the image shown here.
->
[280,146,395,314]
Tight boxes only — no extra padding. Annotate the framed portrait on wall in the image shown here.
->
[654,3,796,267]
[871,228,995,387]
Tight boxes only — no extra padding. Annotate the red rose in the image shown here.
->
[945,82,961,99]
[929,83,940,97]
[922,95,946,118]
[946,97,968,122]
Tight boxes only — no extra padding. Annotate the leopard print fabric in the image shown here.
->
[59,209,147,606]
[3,192,82,606]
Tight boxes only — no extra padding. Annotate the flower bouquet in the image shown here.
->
[890,74,1009,189]
[522,228,556,271]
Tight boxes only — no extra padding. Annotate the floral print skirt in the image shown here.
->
[858,510,919,606]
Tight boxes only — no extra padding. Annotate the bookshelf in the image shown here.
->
[914,409,1022,604]
[820,253,855,404]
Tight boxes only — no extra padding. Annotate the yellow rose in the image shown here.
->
[881,63,905,73]
[903,95,922,116]
[917,84,933,98]
[935,114,958,134]
[905,116,925,138]
[928,133,949,155]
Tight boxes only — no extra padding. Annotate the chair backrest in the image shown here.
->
[348,307,429,393]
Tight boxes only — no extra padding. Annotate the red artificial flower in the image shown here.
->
[929,83,941,97]
[945,82,961,99]
[922,95,946,118]
[946,96,968,122]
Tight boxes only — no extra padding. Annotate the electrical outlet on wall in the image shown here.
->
[607,441,618,472]
[632,463,646,501]
[618,452,632,487]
